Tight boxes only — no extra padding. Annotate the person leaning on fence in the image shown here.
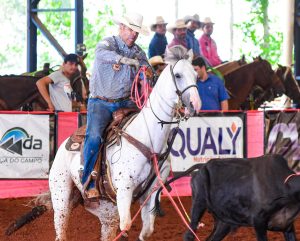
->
[192,56,229,110]
[199,17,222,67]
[148,16,168,58]
[81,12,149,200]
[36,53,80,112]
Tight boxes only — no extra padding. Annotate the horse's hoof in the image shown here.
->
[119,231,129,241]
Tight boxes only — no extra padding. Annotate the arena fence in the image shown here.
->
[0,109,299,198]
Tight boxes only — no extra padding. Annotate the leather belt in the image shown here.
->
[92,95,130,103]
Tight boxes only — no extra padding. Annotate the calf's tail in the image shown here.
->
[152,163,205,217]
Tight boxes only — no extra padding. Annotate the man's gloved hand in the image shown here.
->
[119,57,140,70]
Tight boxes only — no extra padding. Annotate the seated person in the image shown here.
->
[149,55,167,76]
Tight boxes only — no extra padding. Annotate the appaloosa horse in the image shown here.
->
[6,46,201,241]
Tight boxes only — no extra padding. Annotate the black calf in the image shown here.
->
[154,154,300,241]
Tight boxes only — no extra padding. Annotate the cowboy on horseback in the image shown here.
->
[82,12,149,200]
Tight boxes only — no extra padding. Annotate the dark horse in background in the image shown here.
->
[0,54,89,111]
[275,65,300,108]
[215,56,300,110]
[224,57,285,110]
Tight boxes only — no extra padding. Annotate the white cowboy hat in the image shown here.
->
[149,55,165,67]
[202,17,215,26]
[167,19,187,33]
[184,14,202,27]
[150,16,168,31]
[114,12,150,36]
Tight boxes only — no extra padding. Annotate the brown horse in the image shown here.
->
[224,57,285,110]
[275,65,300,107]
[0,54,89,111]
[214,55,247,76]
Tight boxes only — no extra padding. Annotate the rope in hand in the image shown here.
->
[131,66,152,109]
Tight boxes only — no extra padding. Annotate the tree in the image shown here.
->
[234,0,283,65]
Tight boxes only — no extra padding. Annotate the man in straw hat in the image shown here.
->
[168,19,188,49]
[199,17,222,67]
[184,14,202,58]
[148,55,167,76]
[148,16,168,58]
[82,12,149,200]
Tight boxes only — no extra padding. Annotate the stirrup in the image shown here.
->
[85,187,100,201]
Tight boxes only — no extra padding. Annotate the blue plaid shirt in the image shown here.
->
[89,35,147,99]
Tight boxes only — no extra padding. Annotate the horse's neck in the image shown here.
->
[126,73,176,153]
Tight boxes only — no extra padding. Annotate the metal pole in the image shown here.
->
[27,0,40,72]
[283,0,294,66]
[295,0,300,82]
[75,0,84,55]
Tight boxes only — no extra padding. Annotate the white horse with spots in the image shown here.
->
[49,46,201,241]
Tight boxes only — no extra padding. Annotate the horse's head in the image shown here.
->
[253,57,285,99]
[275,65,300,106]
[163,46,201,115]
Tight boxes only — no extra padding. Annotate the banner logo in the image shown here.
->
[0,127,42,155]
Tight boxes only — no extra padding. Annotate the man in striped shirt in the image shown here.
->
[82,12,149,199]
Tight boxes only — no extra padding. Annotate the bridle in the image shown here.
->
[150,59,198,127]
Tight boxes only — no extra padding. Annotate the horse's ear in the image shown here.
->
[258,56,262,61]
[186,49,193,62]
[82,53,88,60]
[277,63,283,68]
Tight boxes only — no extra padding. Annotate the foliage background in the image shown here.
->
[0,0,288,75]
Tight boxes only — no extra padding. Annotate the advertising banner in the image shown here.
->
[265,111,300,171]
[0,114,50,178]
[170,113,245,172]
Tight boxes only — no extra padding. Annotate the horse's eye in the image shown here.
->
[175,73,181,79]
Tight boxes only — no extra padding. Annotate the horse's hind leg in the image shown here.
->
[85,200,119,241]
[49,147,73,241]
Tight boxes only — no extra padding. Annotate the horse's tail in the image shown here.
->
[5,191,52,236]
[5,188,82,236]
[152,163,205,217]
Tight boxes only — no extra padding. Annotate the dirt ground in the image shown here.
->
[1,196,300,241]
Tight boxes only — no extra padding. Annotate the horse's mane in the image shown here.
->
[164,45,192,64]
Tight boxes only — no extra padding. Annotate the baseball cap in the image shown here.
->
[64,53,79,64]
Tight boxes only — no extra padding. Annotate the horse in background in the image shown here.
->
[213,55,247,76]
[275,65,300,108]
[224,57,285,110]
[0,54,89,111]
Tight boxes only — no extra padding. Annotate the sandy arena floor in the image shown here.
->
[1,196,300,241]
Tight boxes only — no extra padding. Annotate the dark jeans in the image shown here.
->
[81,97,136,187]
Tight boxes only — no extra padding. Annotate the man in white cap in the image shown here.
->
[184,14,202,58]
[82,12,149,199]
[168,19,188,49]
[199,17,222,67]
[148,16,168,58]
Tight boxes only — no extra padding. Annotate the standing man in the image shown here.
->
[184,14,202,58]
[192,56,229,110]
[167,19,188,49]
[82,12,149,199]
[148,16,168,58]
[36,53,80,112]
[199,17,222,67]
